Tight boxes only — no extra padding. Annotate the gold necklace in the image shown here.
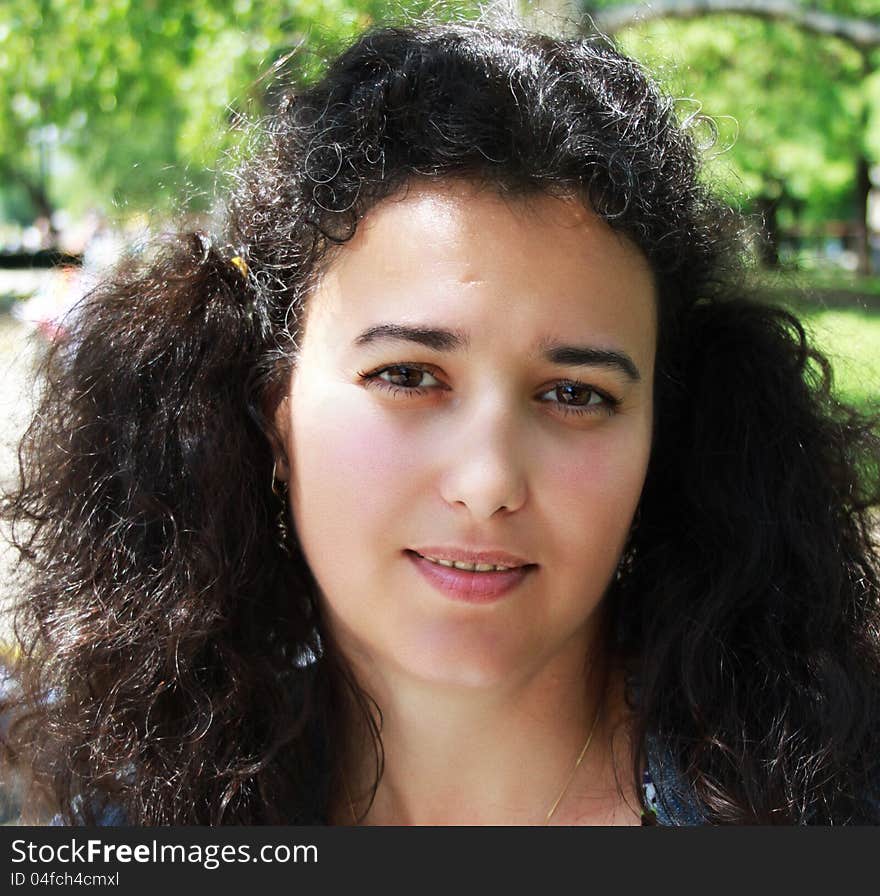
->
[345,702,602,826]
[543,702,602,825]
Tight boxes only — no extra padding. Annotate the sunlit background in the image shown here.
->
[3,1,878,401]
[0,0,879,824]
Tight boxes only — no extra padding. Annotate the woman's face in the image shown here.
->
[274,181,657,689]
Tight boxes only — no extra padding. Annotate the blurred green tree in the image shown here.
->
[0,0,480,225]
[585,0,880,271]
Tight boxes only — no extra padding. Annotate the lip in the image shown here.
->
[405,549,536,604]
[409,546,533,567]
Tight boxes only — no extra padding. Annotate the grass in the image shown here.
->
[752,268,879,501]
[797,308,880,410]
[753,268,880,415]
[760,268,880,303]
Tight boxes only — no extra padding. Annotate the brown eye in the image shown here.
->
[537,381,619,418]
[550,383,601,406]
[381,366,430,388]
[359,365,444,394]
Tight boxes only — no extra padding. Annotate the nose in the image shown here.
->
[438,394,529,520]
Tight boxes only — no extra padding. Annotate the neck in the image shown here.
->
[330,632,636,826]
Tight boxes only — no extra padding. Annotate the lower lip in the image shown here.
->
[405,550,535,604]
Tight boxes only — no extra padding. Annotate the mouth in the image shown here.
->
[405,550,537,603]
[410,550,530,572]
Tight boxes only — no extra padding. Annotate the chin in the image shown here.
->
[390,635,531,691]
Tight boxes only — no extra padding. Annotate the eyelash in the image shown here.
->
[356,363,622,418]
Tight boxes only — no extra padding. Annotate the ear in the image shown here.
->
[262,390,291,483]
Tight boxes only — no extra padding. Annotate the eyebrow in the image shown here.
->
[353,324,641,382]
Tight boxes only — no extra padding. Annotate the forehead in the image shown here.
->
[304,180,657,363]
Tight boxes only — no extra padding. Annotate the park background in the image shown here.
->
[2,0,879,406]
[0,0,878,824]
[3,0,880,391]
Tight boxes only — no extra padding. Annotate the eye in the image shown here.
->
[358,364,443,396]
[357,364,620,418]
[537,382,620,417]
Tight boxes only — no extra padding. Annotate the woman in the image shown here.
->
[2,21,879,825]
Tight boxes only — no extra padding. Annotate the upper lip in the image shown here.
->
[409,547,535,567]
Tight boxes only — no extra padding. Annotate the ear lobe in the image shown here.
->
[272,451,290,483]
[267,394,292,482]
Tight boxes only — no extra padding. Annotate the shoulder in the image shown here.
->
[642,736,880,825]
[49,797,129,827]
[643,734,706,826]
[615,668,706,825]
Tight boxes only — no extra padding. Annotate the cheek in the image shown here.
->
[286,383,425,549]
[543,420,651,558]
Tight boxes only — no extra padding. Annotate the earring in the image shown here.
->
[615,505,642,580]
[272,460,291,556]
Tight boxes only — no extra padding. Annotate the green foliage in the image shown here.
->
[610,14,868,222]
[4,0,877,226]
[587,1,878,227]
[0,0,482,220]
[1,0,206,214]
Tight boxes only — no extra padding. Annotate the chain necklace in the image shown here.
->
[542,702,602,825]
[345,702,602,826]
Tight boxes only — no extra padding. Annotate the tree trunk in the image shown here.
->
[0,159,57,230]
[853,152,872,276]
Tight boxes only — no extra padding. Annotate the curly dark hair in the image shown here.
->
[2,21,879,825]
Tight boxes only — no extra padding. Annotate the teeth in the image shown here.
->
[421,555,515,572]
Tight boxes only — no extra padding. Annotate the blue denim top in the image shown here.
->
[643,734,705,825]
